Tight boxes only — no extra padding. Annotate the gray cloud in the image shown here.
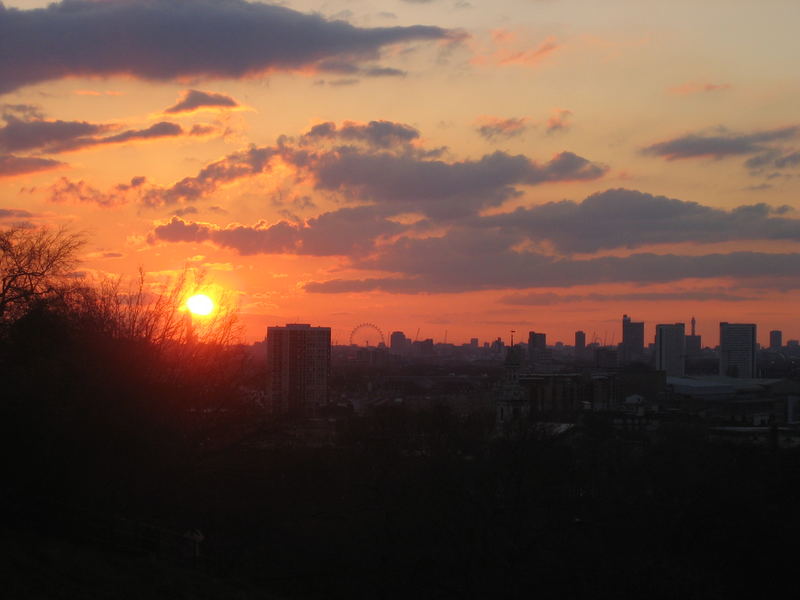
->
[302,149,607,219]
[745,149,800,171]
[304,231,800,293]
[475,117,529,141]
[136,120,605,208]
[164,89,239,114]
[48,175,146,207]
[0,0,452,94]
[0,154,63,177]
[0,110,186,154]
[49,121,184,153]
[643,125,799,161]
[143,145,278,206]
[0,115,111,153]
[172,206,199,217]
[0,208,35,219]
[301,120,420,148]
[479,188,800,253]
[150,205,404,256]
[2,104,45,120]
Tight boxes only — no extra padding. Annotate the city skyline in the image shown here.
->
[2,0,799,345]
[328,317,792,350]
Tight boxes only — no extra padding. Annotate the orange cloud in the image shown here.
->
[472,32,560,68]
[546,109,572,134]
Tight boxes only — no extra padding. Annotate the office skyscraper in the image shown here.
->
[575,330,586,352]
[267,323,331,416]
[528,331,547,363]
[390,331,408,354]
[769,330,783,350]
[685,316,702,355]
[621,314,644,362]
[655,323,686,376]
[719,323,757,378]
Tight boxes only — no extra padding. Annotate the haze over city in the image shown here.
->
[2,0,799,346]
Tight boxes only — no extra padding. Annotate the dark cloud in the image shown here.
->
[150,206,403,256]
[92,122,182,146]
[745,149,800,171]
[475,117,529,141]
[0,110,185,154]
[362,66,406,77]
[643,125,799,161]
[0,154,63,177]
[304,231,800,293]
[143,145,278,206]
[53,121,184,153]
[134,120,604,209]
[189,123,219,137]
[0,208,35,219]
[301,120,420,148]
[164,90,239,114]
[499,290,756,305]
[1,104,45,120]
[0,115,110,153]
[0,0,452,94]
[172,206,199,217]
[479,188,800,253]
[48,175,146,207]
[302,149,607,219]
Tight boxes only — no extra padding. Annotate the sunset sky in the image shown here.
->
[2,0,799,347]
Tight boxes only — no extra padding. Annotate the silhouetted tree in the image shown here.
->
[0,226,85,325]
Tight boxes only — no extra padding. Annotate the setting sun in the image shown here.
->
[186,294,215,316]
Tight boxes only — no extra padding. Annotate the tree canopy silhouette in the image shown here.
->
[0,226,85,325]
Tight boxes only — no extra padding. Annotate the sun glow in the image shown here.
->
[186,293,215,316]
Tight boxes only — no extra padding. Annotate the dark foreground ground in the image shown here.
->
[3,308,798,599]
[4,412,800,600]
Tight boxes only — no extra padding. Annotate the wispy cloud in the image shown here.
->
[643,125,799,161]
[475,116,530,140]
[668,81,732,95]
[0,154,64,178]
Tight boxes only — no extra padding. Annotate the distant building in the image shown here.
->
[655,323,686,376]
[470,337,479,348]
[390,331,408,353]
[528,331,547,363]
[621,314,644,362]
[575,330,586,352]
[770,330,783,350]
[412,338,435,357]
[267,323,331,417]
[685,316,702,355]
[595,347,619,369]
[720,323,757,378]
